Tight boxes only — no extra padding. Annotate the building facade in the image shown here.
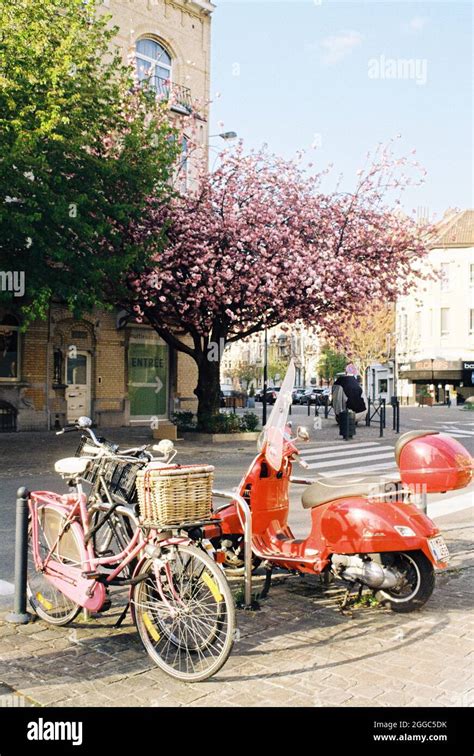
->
[0,0,214,431]
[221,324,321,390]
[396,209,474,405]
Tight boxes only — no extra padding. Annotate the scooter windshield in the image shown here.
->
[262,359,295,471]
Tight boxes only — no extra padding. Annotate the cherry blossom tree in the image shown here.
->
[125,141,432,430]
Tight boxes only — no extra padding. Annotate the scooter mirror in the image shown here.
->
[77,416,92,428]
[296,425,310,441]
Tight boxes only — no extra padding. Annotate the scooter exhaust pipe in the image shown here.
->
[331,554,399,590]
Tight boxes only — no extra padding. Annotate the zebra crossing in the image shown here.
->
[430,420,474,439]
[299,441,398,478]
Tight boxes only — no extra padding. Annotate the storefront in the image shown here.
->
[398,358,474,404]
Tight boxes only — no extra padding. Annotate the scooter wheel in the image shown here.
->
[376,550,435,613]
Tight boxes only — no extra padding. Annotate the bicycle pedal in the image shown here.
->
[81,571,102,580]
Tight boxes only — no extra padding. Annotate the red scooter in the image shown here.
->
[213,362,473,612]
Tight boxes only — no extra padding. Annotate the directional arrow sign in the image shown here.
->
[155,376,163,394]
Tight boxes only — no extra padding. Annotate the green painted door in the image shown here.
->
[128,338,169,419]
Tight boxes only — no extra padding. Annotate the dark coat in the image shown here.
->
[333,376,366,414]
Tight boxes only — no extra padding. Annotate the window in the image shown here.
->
[178,136,189,193]
[470,309,474,335]
[415,310,422,341]
[0,314,20,381]
[378,378,388,393]
[440,262,450,291]
[441,308,450,336]
[136,38,172,94]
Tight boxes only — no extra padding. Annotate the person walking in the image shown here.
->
[332,367,367,424]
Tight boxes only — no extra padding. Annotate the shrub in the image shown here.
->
[171,410,195,431]
[240,412,259,432]
[206,413,242,434]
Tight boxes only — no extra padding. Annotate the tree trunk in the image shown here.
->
[194,354,222,431]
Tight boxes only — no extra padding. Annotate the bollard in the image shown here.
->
[379,406,384,438]
[6,487,31,624]
[307,401,310,417]
[314,401,319,417]
[396,401,400,433]
[366,398,371,426]
[324,396,329,419]
[289,402,292,416]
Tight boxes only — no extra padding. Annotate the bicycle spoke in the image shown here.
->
[134,544,235,681]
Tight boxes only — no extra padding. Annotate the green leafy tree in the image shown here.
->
[0,0,179,320]
[267,357,290,384]
[318,345,347,383]
[230,362,261,388]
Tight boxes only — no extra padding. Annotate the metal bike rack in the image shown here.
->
[213,489,252,609]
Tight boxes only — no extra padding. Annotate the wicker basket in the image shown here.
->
[136,464,215,527]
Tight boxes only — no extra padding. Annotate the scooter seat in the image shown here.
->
[302,474,401,509]
[394,430,438,467]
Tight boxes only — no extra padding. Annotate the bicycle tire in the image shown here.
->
[27,506,82,626]
[132,543,235,682]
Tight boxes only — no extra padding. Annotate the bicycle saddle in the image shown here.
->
[55,457,91,477]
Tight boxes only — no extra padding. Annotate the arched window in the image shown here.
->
[0,314,20,381]
[136,38,172,93]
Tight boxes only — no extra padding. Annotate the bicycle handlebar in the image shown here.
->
[56,423,165,463]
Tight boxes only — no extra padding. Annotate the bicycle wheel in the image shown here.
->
[132,543,235,682]
[27,506,82,626]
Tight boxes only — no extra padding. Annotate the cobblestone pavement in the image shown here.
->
[0,512,472,708]
[0,408,472,707]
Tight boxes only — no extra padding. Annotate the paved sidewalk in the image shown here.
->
[0,511,472,708]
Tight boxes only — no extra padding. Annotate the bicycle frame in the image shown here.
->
[28,485,189,612]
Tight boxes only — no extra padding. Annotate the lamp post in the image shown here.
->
[209,131,238,141]
[387,330,398,403]
[262,326,268,426]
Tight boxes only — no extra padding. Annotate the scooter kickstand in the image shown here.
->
[259,563,273,600]
[340,585,357,615]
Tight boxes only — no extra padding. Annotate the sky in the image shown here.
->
[210,0,473,219]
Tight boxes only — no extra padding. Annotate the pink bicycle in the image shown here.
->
[26,425,235,682]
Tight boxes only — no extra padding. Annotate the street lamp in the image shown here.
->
[209,131,238,141]
[262,326,268,426]
[387,330,398,403]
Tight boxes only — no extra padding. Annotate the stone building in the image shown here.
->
[0,0,214,431]
[221,324,321,390]
[396,209,474,405]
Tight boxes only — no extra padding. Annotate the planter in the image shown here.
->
[182,431,260,443]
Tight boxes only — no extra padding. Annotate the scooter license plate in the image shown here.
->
[428,535,450,563]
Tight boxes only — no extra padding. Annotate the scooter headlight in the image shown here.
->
[394,525,416,537]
